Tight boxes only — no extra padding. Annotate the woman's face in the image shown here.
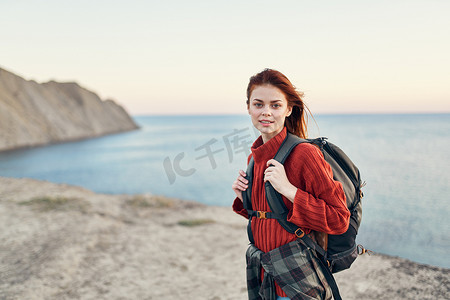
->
[248,84,292,143]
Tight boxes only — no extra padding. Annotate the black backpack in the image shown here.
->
[242,132,365,299]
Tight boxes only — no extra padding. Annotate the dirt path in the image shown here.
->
[0,177,448,299]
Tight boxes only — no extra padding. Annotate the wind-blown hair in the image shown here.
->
[246,68,309,138]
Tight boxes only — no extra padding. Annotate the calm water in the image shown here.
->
[0,114,449,268]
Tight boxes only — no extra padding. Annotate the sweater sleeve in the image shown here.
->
[286,144,350,235]
[232,197,248,219]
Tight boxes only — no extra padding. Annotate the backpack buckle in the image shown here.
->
[357,244,373,255]
[257,211,267,219]
[295,228,305,238]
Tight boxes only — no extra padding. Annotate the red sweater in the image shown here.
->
[232,127,350,297]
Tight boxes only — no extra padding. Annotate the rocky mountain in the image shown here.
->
[0,68,139,151]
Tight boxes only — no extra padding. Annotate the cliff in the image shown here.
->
[0,67,139,152]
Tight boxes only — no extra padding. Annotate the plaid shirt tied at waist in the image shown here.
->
[246,239,332,300]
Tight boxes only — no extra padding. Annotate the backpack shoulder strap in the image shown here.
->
[264,133,307,236]
[242,156,254,211]
[269,133,343,300]
[242,156,255,243]
[274,132,306,164]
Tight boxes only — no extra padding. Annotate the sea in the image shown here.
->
[0,114,449,269]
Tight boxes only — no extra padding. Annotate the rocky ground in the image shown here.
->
[0,177,448,299]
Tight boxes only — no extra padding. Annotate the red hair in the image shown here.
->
[246,68,309,138]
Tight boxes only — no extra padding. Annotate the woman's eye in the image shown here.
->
[272,104,281,108]
[254,103,263,108]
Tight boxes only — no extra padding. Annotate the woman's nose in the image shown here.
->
[262,107,271,116]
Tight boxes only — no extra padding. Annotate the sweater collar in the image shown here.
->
[251,127,287,163]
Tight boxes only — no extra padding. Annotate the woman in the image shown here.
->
[232,69,350,300]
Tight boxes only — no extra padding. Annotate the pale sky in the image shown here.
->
[1,0,449,115]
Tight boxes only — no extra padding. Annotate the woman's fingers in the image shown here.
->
[233,180,247,191]
[263,172,271,182]
[266,159,281,167]
[237,170,248,185]
[232,170,249,192]
[265,160,284,174]
[237,176,249,189]
[264,159,286,184]
[239,176,248,185]
[232,170,249,202]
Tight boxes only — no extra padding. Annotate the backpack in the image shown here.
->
[242,132,366,299]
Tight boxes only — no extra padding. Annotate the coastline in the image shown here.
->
[0,177,448,299]
[0,127,139,154]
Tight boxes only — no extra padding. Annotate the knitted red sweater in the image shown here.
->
[232,127,350,297]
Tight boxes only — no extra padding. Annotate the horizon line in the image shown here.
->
[130,111,450,117]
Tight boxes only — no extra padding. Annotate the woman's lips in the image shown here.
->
[259,120,274,127]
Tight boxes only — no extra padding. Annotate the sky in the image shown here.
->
[1,0,449,115]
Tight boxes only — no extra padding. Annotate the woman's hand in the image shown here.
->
[232,170,248,202]
[264,159,297,202]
